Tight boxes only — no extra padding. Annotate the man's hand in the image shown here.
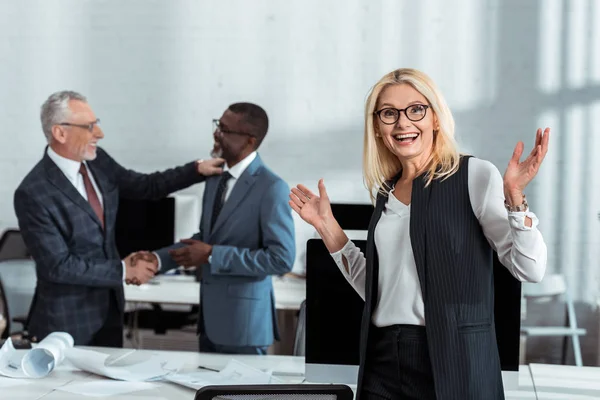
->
[131,251,159,268]
[123,252,158,285]
[196,158,225,176]
[168,239,212,267]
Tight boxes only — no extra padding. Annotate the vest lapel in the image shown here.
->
[409,174,433,303]
[365,192,387,313]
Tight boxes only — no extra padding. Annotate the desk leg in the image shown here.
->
[125,304,141,349]
[520,334,527,365]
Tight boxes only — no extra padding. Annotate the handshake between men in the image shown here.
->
[122,251,159,285]
[122,239,214,285]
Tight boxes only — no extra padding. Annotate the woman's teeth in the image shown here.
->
[394,133,419,142]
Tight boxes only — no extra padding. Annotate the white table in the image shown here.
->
[123,275,306,354]
[124,274,306,310]
[5,346,600,399]
[2,347,305,400]
[526,363,600,399]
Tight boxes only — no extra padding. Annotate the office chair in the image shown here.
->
[0,277,9,339]
[195,384,354,400]
[0,259,37,336]
[0,229,29,261]
[520,274,586,366]
[293,299,306,356]
[0,275,34,350]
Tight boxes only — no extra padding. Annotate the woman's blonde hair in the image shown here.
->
[363,68,461,203]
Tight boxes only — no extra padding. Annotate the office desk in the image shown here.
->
[123,275,305,353]
[124,274,306,310]
[3,347,304,400]
[526,363,600,399]
[6,347,600,399]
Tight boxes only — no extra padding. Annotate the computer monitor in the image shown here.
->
[114,194,202,257]
[305,238,365,384]
[305,239,521,390]
[114,197,176,257]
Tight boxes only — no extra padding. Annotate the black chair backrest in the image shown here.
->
[0,229,29,261]
[293,299,307,356]
[195,384,354,400]
[0,276,10,339]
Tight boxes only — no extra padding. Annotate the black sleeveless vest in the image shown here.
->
[357,156,504,400]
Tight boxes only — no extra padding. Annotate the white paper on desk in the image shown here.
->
[0,376,33,388]
[167,359,283,391]
[55,380,160,397]
[0,332,74,378]
[65,348,181,381]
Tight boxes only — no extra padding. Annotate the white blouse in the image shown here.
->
[330,158,547,327]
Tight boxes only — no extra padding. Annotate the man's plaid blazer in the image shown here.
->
[14,146,205,345]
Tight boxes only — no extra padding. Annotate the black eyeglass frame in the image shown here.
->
[58,119,101,132]
[373,104,430,125]
[212,119,255,137]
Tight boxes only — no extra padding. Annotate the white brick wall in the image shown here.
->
[0,0,598,300]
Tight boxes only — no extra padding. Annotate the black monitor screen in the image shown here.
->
[306,239,521,371]
[493,251,522,371]
[306,238,365,366]
[114,197,175,258]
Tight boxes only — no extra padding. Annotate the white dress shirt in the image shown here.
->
[47,147,103,206]
[222,151,257,201]
[331,158,547,327]
[47,147,126,280]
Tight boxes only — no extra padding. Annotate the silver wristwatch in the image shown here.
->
[504,195,528,212]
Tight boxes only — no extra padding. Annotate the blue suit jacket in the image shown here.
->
[14,147,205,345]
[155,154,296,348]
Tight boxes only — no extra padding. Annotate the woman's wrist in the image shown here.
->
[316,216,348,253]
[504,189,529,213]
[504,188,525,207]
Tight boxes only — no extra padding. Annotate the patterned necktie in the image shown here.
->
[211,171,232,231]
[79,163,104,229]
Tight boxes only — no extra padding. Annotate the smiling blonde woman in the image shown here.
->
[290,68,550,400]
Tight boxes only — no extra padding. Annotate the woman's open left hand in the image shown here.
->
[503,127,550,197]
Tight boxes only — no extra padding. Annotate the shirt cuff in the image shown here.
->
[121,261,126,281]
[152,252,162,270]
[507,211,539,230]
[330,239,354,257]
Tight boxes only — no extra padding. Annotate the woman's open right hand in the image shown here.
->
[289,179,333,229]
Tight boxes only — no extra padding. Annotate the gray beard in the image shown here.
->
[210,147,223,158]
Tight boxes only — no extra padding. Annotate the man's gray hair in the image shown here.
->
[41,90,87,143]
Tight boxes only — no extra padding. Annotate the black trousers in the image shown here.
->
[360,324,436,400]
[89,293,123,348]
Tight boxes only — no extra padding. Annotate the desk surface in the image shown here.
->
[124,274,306,310]
[3,347,304,400]
[4,347,600,400]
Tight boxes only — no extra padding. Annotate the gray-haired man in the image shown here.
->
[14,90,223,347]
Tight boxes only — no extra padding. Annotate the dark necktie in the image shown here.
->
[79,163,104,229]
[211,171,232,231]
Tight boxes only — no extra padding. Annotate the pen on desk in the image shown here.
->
[197,365,220,372]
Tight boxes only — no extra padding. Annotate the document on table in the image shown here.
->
[167,359,283,390]
[65,348,182,381]
[55,381,160,397]
[0,376,33,388]
[0,332,73,378]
